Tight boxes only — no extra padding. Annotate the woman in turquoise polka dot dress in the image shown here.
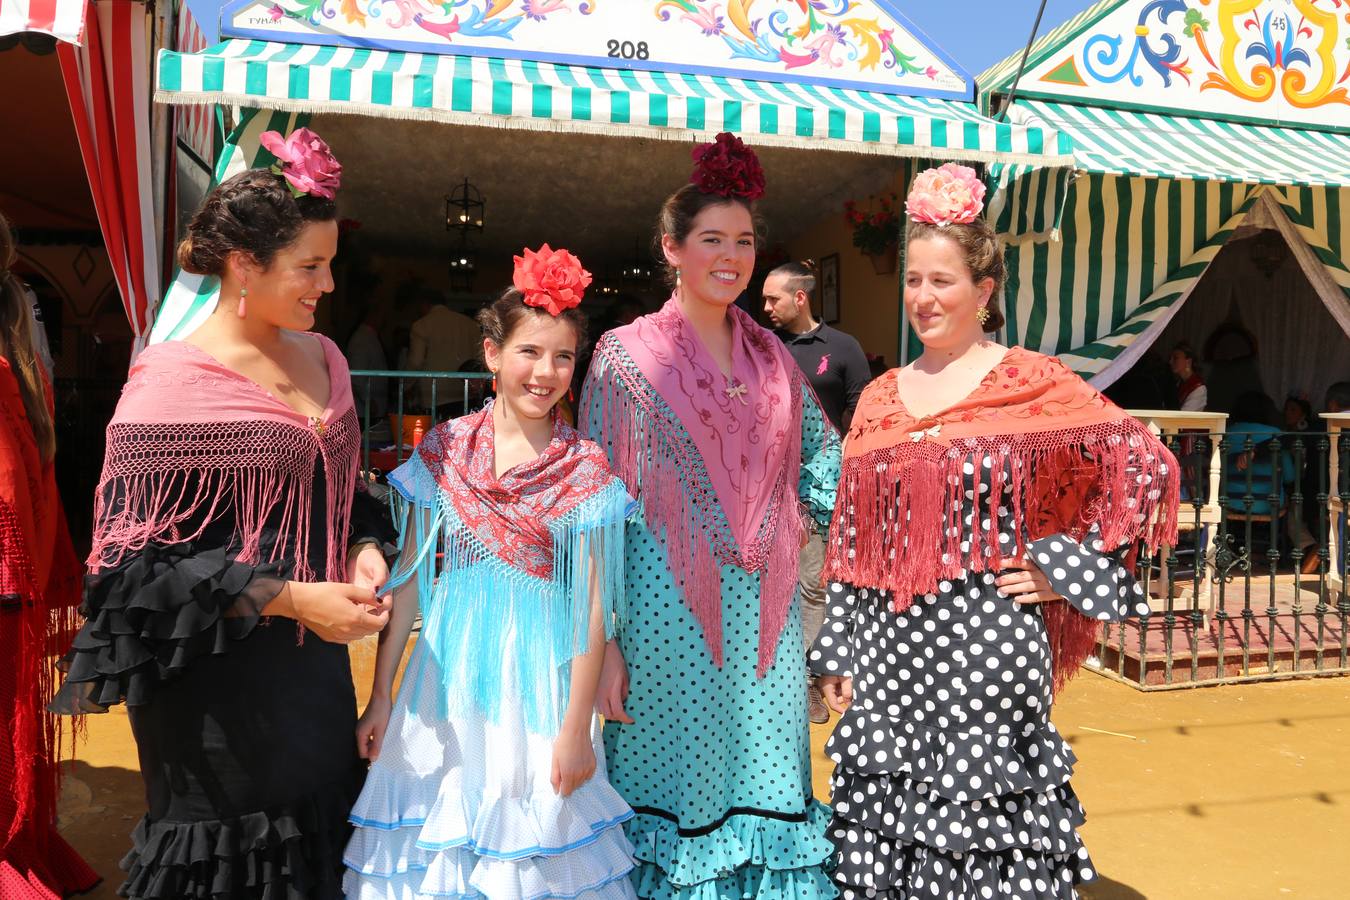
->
[581,133,841,900]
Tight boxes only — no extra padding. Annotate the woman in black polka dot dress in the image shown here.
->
[810,165,1179,900]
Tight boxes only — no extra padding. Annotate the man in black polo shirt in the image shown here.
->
[763,260,870,723]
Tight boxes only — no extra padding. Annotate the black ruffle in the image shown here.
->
[49,543,289,712]
[119,774,360,900]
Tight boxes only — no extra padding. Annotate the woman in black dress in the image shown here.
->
[52,129,393,898]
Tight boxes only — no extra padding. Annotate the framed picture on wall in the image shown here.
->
[819,253,841,324]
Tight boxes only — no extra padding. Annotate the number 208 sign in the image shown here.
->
[221,1,971,100]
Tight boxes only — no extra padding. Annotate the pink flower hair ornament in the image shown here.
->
[904,163,986,227]
[513,244,592,316]
[258,128,342,200]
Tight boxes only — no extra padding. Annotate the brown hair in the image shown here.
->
[768,259,817,300]
[656,183,764,287]
[175,168,337,277]
[0,213,55,461]
[477,288,589,360]
[906,219,1005,333]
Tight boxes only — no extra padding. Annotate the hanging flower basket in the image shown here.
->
[844,194,901,274]
[866,242,899,275]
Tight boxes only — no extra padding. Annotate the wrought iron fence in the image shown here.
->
[1090,416,1350,689]
[349,369,495,477]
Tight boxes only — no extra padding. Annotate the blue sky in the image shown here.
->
[901,1,1099,77]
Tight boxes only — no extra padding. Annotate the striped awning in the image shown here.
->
[1009,99,1350,187]
[154,39,1072,166]
[0,0,86,43]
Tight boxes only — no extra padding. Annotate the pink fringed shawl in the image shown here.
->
[825,347,1180,690]
[589,298,804,675]
[89,336,360,584]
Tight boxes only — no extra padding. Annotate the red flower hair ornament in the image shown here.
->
[690,132,766,201]
[513,244,592,316]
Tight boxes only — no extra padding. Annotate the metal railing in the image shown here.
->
[1090,411,1350,689]
[349,369,494,477]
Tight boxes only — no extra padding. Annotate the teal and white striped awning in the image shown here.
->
[154,39,1071,166]
[1008,99,1350,187]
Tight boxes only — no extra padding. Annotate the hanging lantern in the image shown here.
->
[445,177,485,234]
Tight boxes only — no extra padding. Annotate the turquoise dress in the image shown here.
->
[582,335,842,900]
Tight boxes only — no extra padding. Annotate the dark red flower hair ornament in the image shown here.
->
[690,132,766,201]
[512,244,592,316]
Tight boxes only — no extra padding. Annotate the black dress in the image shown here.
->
[53,463,392,899]
[809,454,1151,900]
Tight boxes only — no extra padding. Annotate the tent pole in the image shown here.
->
[997,0,1050,122]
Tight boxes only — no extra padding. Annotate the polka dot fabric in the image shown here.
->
[809,452,1150,899]
[597,388,840,900]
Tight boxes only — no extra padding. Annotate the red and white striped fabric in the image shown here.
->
[57,0,159,352]
[174,1,214,167]
[0,0,87,44]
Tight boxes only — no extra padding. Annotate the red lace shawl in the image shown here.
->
[825,347,1179,688]
[0,360,81,855]
[414,403,620,579]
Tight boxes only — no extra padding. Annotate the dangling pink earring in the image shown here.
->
[237,286,248,319]
[491,373,498,393]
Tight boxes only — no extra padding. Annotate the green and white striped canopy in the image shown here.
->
[154,39,1071,166]
[1009,99,1350,187]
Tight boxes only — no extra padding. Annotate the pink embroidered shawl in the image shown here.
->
[591,297,805,674]
[90,335,360,584]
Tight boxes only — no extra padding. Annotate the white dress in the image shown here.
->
[343,435,638,900]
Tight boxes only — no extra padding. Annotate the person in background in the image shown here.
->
[1170,341,1207,411]
[762,259,865,725]
[1324,381,1350,415]
[1224,391,1317,570]
[1283,395,1321,575]
[0,212,99,899]
[346,304,388,427]
[408,288,481,418]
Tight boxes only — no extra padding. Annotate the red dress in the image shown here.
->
[0,359,99,898]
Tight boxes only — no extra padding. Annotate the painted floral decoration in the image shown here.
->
[904,163,986,227]
[844,193,900,256]
[258,127,343,200]
[513,244,592,316]
[690,132,766,201]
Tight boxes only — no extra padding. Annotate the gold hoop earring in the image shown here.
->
[975,306,991,326]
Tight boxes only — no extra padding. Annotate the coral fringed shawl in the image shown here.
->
[89,337,360,584]
[824,347,1180,689]
[587,299,805,675]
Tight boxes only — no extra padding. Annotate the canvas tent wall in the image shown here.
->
[977,0,1350,387]
[148,1,1072,342]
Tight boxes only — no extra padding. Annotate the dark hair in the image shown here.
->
[175,168,337,276]
[477,288,589,360]
[906,219,1005,333]
[1324,381,1350,412]
[1171,341,1198,364]
[768,259,817,301]
[0,213,55,462]
[656,183,764,287]
[1229,390,1278,426]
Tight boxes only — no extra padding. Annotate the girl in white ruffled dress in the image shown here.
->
[343,246,638,900]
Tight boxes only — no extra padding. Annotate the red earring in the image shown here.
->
[568,387,575,403]
[491,374,498,393]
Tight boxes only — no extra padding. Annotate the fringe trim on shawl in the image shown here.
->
[88,412,361,584]
[824,421,1179,691]
[0,499,81,853]
[584,342,804,676]
[386,480,632,736]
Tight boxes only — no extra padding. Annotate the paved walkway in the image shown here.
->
[59,668,1350,899]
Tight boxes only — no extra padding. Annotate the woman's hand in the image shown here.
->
[356,694,392,761]
[348,543,390,596]
[818,675,853,713]
[995,556,1065,605]
[273,581,391,643]
[594,640,633,724]
[551,726,597,797]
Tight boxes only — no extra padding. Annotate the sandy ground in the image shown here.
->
[57,661,1350,899]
